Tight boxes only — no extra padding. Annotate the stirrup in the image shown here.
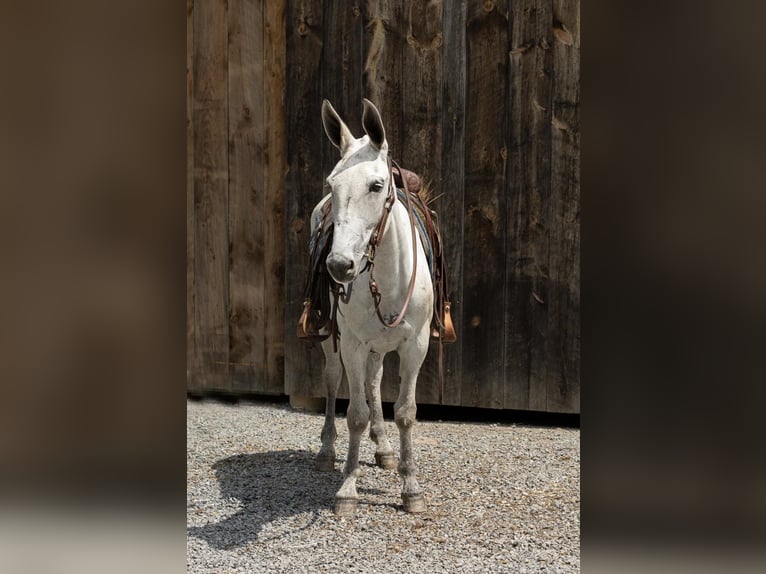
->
[431,302,457,342]
[297,299,333,343]
[441,302,456,343]
[296,299,312,339]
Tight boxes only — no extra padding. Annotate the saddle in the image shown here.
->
[297,164,456,347]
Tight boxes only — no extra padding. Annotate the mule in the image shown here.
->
[310,99,434,515]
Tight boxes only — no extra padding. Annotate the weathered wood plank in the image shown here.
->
[193,0,230,392]
[505,3,532,410]
[460,0,510,409]
[402,0,444,405]
[363,0,406,404]
[320,0,364,176]
[284,0,326,397]
[228,0,266,393]
[439,0,467,406]
[524,0,554,412]
[187,0,197,391]
[505,0,554,411]
[400,0,443,176]
[363,0,405,162]
[547,0,580,412]
[264,0,287,394]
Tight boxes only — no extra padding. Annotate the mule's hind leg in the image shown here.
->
[316,339,343,471]
[394,326,430,513]
[364,351,397,470]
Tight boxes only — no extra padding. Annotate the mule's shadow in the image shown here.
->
[188,449,389,549]
[187,450,332,548]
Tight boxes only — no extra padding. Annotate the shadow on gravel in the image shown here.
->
[188,449,342,549]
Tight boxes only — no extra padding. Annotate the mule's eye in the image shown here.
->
[369,180,384,193]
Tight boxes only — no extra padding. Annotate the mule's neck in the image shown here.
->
[370,197,418,299]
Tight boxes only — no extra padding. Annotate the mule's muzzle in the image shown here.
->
[326,252,357,284]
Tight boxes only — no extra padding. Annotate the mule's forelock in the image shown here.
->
[322,99,355,156]
[362,98,386,150]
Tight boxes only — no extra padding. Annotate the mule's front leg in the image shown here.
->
[395,329,430,513]
[316,340,344,471]
[334,340,369,516]
[365,351,397,470]
[394,383,424,513]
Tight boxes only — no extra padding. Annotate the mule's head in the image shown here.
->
[322,98,390,284]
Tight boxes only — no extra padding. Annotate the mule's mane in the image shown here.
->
[397,168,437,207]
[418,179,435,206]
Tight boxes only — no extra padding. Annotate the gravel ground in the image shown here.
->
[187,399,580,573]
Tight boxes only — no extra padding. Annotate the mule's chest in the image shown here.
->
[336,296,416,352]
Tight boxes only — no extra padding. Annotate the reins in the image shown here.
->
[364,159,419,329]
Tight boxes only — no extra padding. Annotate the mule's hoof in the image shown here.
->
[315,456,335,472]
[374,452,397,470]
[334,497,358,516]
[402,492,426,513]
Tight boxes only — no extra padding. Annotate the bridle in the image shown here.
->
[358,158,419,329]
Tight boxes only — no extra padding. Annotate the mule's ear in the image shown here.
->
[362,98,386,150]
[322,99,354,155]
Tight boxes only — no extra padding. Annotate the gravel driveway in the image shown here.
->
[187,399,580,573]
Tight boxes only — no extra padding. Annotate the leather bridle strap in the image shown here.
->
[366,159,419,329]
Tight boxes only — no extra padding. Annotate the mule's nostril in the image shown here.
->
[327,253,356,281]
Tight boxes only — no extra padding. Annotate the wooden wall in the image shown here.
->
[283,0,580,413]
[189,0,580,413]
[187,0,286,395]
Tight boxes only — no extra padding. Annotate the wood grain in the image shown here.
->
[284,0,326,397]
[320,1,363,174]
[264,0,287,393]
[228,0,266,392]
[505,0,554,411]
[193,0,230,392]
[363,0,406,404]
[187,0,197,391]
[460,0,510,409]
[547,0,580,412]
[402,0,443,406]
[363,0,405,160]
[439,0,467,406]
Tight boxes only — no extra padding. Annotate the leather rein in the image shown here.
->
[359,159,419,329]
